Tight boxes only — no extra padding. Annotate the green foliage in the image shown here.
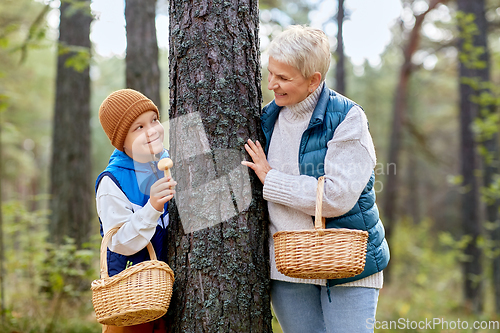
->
[58,42,90,73]
[471,83,500,155]
[41,237,96,297]
[481,175,500,205]
[457,9,500,148]
[61,0,92,18]
[456,12,487,70]
[0,311,100,333]
[10,2,52,65]
[457,9,500,244]
[0,0,56,203]
[383,220,462,317]
[0,94,8,113]
[376,220,498,333]
[0,198,100,332]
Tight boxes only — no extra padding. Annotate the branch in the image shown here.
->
[404,117,447,167]
[18,3,51,65]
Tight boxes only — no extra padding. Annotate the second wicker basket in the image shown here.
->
[273,176,368,280]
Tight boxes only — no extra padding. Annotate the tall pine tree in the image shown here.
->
[125,0,161,109]
[457,0,492,314]
[165,0,272,331]
[49,0,92,247]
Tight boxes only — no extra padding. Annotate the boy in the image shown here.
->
[96,89,176,332]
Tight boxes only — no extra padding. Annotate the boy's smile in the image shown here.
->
[123,110,165,163]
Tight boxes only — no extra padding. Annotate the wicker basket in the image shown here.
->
[273,176,369,279]
[91,226,175,327]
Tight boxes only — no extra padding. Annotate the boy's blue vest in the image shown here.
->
[95,149,169,277]
[261,84,390,286]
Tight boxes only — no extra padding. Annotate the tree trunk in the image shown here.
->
[458,69,483,314]
[457,0,487,313]
[494,208,500,314]
[0,100,5,320]
[382,0,445,282]
[494,202,500,314]
[49,0,92,247]
[469,0,499,315]
[165,1,271,332]
[125,0,161,111]
[335,0,345,95]
[407,139,421,225]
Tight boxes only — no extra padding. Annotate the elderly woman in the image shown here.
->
[242,25,389,333]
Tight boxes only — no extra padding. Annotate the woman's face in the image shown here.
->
[123,110,164,163]
[267,57,318,107]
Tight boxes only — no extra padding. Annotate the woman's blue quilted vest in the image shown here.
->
[261,84,390,285]
[95,149,169,277]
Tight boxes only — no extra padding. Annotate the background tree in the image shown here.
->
[465,0,500,314]
[335,0,346,95]
[165,0,272,331]
[0,94,6,320]
[456,0,491,314]
[382,0,447,280]
[0,0,56,325]
[49,0,92,247]
[125,0,161,109]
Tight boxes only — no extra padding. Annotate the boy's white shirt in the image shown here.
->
[96,176,164,256]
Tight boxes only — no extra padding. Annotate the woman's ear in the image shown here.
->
[309,72,322,92]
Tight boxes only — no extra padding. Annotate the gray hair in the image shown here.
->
[268,25,330,82]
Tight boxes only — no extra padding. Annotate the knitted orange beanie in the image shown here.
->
[99,89,159,151]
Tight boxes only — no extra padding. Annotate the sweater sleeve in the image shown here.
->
[96,176,163,255]
[263,106,376,217]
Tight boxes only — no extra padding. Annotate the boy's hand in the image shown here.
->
[150,176,177,212]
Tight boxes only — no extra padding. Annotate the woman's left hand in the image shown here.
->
[241,139,272,184]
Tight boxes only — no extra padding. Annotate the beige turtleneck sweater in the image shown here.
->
[264,83,383,288]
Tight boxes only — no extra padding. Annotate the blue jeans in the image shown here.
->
[271,280,379,333]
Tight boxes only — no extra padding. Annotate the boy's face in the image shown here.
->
[123,110,164,163]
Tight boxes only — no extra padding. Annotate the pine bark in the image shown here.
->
[125,0,161,110]
[165,0,271,332]
[49,0,92,247]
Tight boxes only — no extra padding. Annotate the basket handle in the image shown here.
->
[99,225,157,279]
[314,176,326,230]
